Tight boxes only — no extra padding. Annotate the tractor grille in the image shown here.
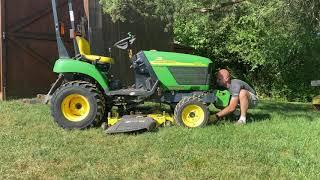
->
[168,67,210,85]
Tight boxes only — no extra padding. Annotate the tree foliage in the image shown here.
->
[99,0,320,101]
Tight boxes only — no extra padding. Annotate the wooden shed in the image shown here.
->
[0,0,173,100]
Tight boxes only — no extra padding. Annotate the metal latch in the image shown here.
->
[2,32,6,40]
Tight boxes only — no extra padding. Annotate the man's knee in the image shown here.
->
[239,89,249,99]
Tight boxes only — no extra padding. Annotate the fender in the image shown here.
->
[214,90,231,109]
[53,59,109,90]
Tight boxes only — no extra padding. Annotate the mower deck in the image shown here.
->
[104,111,174,134]
[104,116,157,134]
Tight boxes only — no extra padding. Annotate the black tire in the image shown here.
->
[174,96,209,128]
[313,104,320,111]
[51,81,105,129]
[312,96,320,111]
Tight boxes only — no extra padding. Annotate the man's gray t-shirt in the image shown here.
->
[229,79,256,97]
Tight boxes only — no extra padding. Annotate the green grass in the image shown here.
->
[1,100,320,179]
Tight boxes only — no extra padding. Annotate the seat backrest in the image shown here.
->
[76,36,91,55]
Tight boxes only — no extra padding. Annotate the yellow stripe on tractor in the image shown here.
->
[150,60,207,67]
[147,111,174,126]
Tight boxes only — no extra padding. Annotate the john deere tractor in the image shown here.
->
[48,0,231,131]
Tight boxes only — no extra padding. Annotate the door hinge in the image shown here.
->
[2,32,6,40]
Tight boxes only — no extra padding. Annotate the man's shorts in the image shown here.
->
[249,91,259,108]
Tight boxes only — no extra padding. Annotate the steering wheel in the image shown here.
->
[113,32,136,50]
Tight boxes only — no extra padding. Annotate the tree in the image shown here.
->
[99,0,320,101]
[99,0,246,29]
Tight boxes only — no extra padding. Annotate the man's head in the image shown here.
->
[216,69,231,87]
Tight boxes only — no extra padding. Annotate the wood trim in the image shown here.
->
[0,0,6,100]
[83,0,89,18]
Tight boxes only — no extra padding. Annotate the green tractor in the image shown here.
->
[48,0,231,131]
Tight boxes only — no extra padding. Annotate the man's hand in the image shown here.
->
[209,114,220,124]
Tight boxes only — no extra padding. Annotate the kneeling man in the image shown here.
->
[214,69,258,124]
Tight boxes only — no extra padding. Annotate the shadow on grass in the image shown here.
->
[247,113,271,123]
[257,101,314,112]
[105,129,159,136]
[276,113,317,122]
[208,113,271,126]
[122,104,171,115]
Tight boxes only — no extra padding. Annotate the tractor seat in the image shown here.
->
[76,36,114,64]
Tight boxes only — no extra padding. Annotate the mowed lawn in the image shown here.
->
[1,100,320,179]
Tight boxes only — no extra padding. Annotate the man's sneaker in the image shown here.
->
[235,119,246,125]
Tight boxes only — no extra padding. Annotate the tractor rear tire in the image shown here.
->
[51,81,105,129]
[174,96,209,128]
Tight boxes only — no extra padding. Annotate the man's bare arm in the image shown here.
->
[216,97,238,118]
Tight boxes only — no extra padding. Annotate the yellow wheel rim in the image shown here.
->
[181,105,205,128]
[61,94,90,122]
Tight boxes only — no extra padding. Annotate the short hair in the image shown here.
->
[217,69,230,80]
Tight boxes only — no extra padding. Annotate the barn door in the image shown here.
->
[2,0,83,98]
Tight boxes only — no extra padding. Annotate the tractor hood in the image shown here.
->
[142,51,213,91]
[143,51,212,67]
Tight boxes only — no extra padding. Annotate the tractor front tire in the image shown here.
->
[174,96,209,128]
[51,81,105,129]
